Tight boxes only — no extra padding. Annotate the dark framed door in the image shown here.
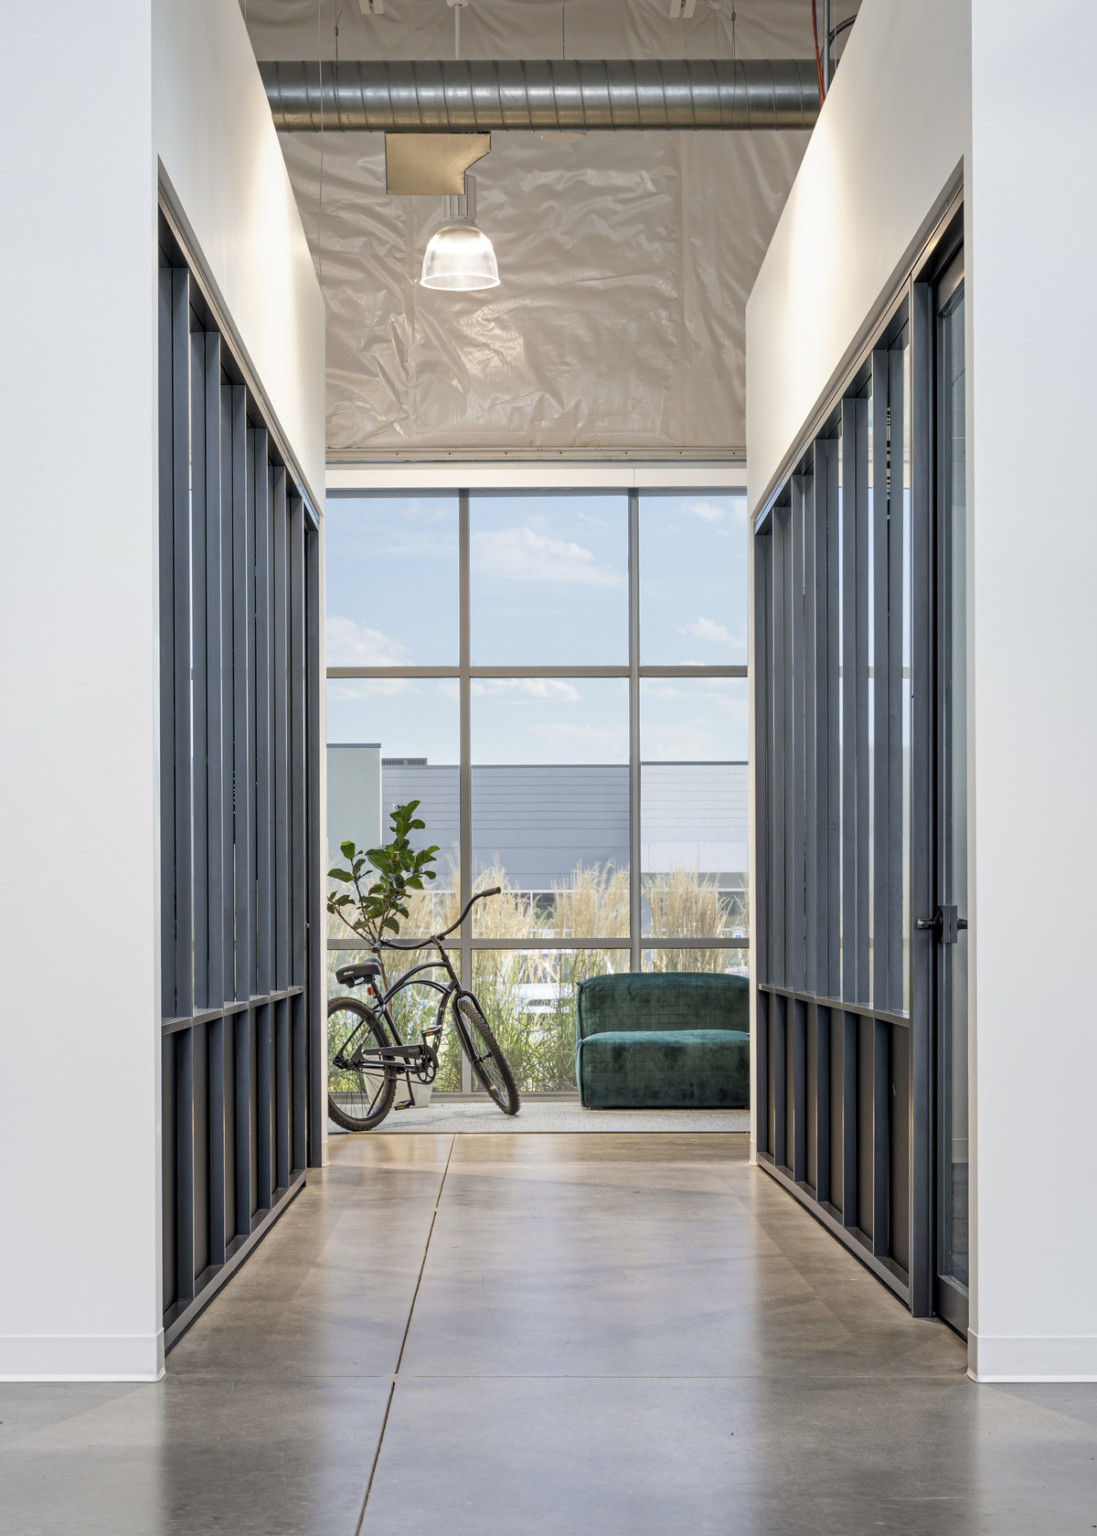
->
[931,250,969,1335]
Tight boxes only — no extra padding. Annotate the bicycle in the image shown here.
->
[326,887,521,1131]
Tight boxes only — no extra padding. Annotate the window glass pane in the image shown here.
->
[472,949,628,1093]
[326,679,459,938]
[471,679,629,936]
[640,678,748,939]
[469,494,628,665]
[325,494,459,666]
[642,946,749,977]
[639,492,748,665]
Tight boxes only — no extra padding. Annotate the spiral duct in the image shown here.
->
[260,58,820,133]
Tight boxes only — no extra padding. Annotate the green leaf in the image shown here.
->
[327,867,353,882]
[340,841,357,858]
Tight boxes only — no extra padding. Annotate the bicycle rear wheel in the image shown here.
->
[453,991,521,1116]
[327,997,395,1131]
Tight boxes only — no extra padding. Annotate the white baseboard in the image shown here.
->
[0,1331,165,1382]
[969,1330,1097,1382]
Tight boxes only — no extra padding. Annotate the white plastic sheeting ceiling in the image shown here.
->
[244,0,833,456]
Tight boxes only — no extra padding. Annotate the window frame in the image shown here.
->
[325,468,750,1092]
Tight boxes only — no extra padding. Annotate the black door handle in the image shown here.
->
[917,906,968,942]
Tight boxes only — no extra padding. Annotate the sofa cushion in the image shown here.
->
[576,1028,750,1110]
[576,971,748,1039]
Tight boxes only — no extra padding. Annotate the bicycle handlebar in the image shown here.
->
[374,886,502,952]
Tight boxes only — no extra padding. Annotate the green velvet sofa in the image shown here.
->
[575,972,750,1110]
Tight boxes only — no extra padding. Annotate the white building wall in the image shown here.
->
[745,0,970,513]
[966,0,1097,1382]
[0,0,323,1381]
[153,0,326,503]
[747,0,1097,1379]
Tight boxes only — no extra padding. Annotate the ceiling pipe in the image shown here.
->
[260,58,820,132]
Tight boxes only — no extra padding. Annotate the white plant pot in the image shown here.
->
[409,1077,434,1108]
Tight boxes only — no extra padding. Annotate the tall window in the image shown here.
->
[326,487,748,1093]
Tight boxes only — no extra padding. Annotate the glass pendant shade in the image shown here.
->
[420,222,499,291]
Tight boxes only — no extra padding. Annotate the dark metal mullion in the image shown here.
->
[841,1010,858,1223]
[305,526,325,1167]
[854,400,871,1004]
[803,474,818,996]
[790,481,807,995]
[871,354,891,1012]
[770,511,788,987]
[773,995,787,1169]
[272,470,291,991]
[288,501,309,1174]
[231,388,255,1004]
[256,1005,274,1212]
[757,983,911,1034]
[275,999,291,1191]
[208,1016,227,1268]
[219,385,236,1004]
[821,440,841,999]
[756,991,769,1155]
[174,1031,196,1304]
[815,1002,832,1205]
[458,492,472,1091]
[171,269,195,1020]
[792,999,807,1182]
[234,1011,254,1234]
[628,490,641,972]
[908,279,936,1317]
[326,664,746,680]
[157,267,177,1019]
[190,332,211,1012]
[203,338,226,1013]
[887,343,907,1014]
[330,936,734,952]
[254,442,274,999]
[873,1017,890,1256]
[840,404,857,1002]
[753,533,771,986]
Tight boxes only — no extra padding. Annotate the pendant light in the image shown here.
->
[420,175,499,291]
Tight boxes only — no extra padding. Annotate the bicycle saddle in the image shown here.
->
[335,959,383,987]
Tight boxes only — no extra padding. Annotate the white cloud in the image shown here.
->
[472,679,580,702]
[471,527,620,587]
[680,616,734,644]
[327,677,411,700]
[326,616,411,668]
[684,498,748,529]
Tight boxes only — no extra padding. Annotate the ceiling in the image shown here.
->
[244,1,849,458]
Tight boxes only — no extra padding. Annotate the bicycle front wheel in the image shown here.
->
[327,997,395,1131]
[454,991,521,1116]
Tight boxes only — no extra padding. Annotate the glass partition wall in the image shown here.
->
[327,489,749,1094]
[753,209,968,1323]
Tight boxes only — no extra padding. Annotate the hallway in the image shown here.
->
[2,1133,1095,1535]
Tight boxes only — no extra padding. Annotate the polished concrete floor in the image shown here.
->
[3,1133,1096,1535]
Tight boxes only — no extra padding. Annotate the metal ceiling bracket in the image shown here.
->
[384,132,491,194]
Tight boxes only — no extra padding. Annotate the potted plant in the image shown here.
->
[327,800,440,988]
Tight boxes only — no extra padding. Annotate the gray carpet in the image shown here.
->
[332,1097,750,1134]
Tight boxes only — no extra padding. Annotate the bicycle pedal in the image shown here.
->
[393,1099,415,1111]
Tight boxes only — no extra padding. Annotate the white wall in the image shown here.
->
[0,1,162,1380]
[0,0,324,1381]
[154,0,326,504]
[747,0,1097,1380]
[745,0,970,514]
[966,0,1097,1382]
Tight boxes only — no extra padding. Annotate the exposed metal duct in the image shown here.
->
[260,59,820,133]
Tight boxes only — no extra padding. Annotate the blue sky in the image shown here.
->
[325,491,748,763]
